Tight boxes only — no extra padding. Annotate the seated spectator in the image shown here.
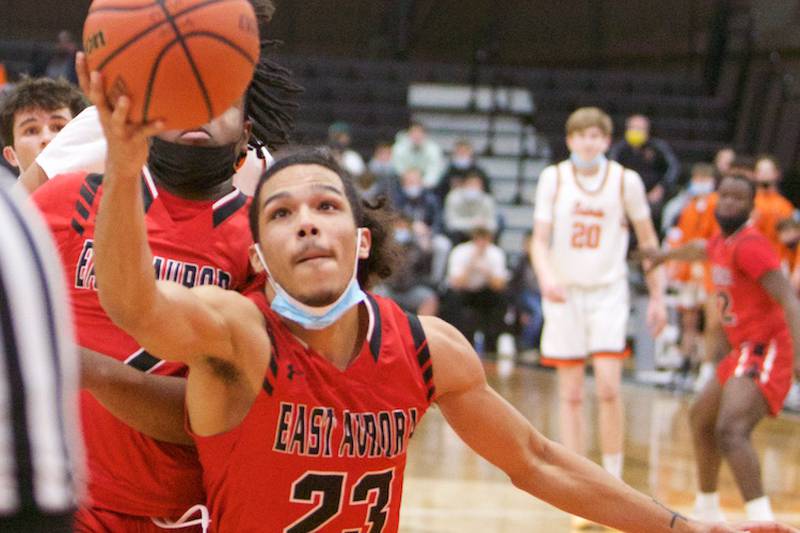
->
[441,227,509,353]
[361,140,397,203]
[391,121,445,189]
[713,146,735,179]
[661,162,717,234]
[609,114,680,230]
[435,138,490,203]
[508,230,542,354]
[753,155,796,269]
[444,171,498,244]
[374,215,439,315]
[0,76,87,175]
[392,167,452,284]
[328,121,365,177]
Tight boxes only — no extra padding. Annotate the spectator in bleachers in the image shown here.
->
[508,230,543,356]
[328,121,366,177]
[392,167,452,284]
[713,146,735,179]
[391,121,445,189]
[752,155,796,270]
[442,226,509,353]
[435,138,491,203]
[362,140,398,202]
[375,215,439,315]
[609,114,680,228]
[443,171,498,245]
[0,76,87,175]
[34,30,79,84]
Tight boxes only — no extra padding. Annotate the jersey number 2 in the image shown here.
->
[285,469,395,533]
[571,222,602,249]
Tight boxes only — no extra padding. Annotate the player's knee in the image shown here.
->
[559,390,584,407]
[594,383,620,403]
[715,419,750,454]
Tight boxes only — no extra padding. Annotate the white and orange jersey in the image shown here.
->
[534,159,650,288]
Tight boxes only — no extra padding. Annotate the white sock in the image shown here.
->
[602,453,623,479]
[745,496,774,521]
[694,492,725,522]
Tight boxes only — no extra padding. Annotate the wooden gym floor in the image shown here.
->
[400,363,800,532]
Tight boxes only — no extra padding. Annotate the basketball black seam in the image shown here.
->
[93,0,241,72]
[141,36,181,123]
[179,31,257,65]
[156,0,214,120]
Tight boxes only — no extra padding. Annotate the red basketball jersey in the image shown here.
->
[707,224,788,347]
[32,170,259,518]
[193,292,435,533]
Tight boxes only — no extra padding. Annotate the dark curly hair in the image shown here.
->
[0,76,88,146]
[249,148,401,289]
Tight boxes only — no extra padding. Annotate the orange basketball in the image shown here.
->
[83,0,260,130]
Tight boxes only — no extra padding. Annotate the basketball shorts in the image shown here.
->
[74,506,204,532]
[717,334,794,416]
[540,278,629,366]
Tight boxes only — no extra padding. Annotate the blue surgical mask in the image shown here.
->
[462,188,483,201]
[254,229,367,330]
[394,228,412,244]
[688,181,714,197]
[570,152,607,170]
[403,185,423,199]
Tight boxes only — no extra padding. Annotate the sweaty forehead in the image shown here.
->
[261,164,345,199]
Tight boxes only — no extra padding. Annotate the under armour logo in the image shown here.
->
[287,364,304,380]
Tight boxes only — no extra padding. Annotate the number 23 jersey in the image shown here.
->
[533,160,650,287]
[193,292,435,533]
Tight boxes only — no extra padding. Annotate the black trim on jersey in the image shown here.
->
[70,219,84,236]
[78,185,95,208]
[0,265,36,511]
[85,173,103,193]
[262,322,278,396]
[126,350,162,372]
[140,176,155,214]
[365,293,382,362]
[212,191,247,228]
[405,312,435,401]
[262,377,274,396]
[0,189,73,507]
[75,201,89,221]
[269,355,279,378]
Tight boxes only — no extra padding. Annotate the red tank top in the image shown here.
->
[32,170,260,517]
[193,292,434,532]
[707,224,788,347]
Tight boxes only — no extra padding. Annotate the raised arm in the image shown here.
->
[759,270,800,380]
[422,315,783,533]
[81,348,190,445]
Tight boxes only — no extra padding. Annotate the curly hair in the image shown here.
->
[249,148,402,289]
[0,76,88,146]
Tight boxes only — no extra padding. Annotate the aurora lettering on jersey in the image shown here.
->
[74,239,232,290]
[273,402,419,459]
[572,201,606,219]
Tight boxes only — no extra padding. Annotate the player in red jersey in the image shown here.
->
[86,69,797,532]
[642,174,800,523]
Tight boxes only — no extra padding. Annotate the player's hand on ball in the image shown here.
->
[88,70,164,181]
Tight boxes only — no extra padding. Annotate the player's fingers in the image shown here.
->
[76,52,91,95]
[89,71,112,121]
[110,95,131,134]
[138,120,165,140]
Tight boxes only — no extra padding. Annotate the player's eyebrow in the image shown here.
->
[262,184,344,209]
[15,117,40,129]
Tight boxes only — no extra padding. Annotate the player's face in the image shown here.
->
[156,99,249,148]
[565,127,610,161]
[254,164,371,307]
[716,177,754,220]
[2,106,72,171]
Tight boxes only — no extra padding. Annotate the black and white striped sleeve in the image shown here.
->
[0,180,80,528]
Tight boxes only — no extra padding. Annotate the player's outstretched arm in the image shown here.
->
[422,315,793,533]
[81,348,191,445]
[759,270,800,380]
[635,239,708,269]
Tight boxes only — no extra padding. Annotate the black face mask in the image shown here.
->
[714,209,750,236]
[148,137,239,192]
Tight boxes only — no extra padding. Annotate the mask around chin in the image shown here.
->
[714,210,750,235]
[148,137,239,191]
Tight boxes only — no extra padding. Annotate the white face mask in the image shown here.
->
[254,229,366,330]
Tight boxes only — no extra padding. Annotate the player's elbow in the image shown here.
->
[507,429,550,492]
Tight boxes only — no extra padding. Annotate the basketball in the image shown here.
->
[82,0,260,129]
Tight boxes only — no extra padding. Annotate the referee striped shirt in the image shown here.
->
[0,180,80,521]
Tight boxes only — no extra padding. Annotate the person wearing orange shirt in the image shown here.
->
[753,155,796,271]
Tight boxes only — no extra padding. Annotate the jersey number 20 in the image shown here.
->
[571,222,602,249]
[285,468,395,533]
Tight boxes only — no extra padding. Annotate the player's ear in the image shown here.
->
[357,228,371,260]
[248,243,266,274]
[2,146,19,168]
